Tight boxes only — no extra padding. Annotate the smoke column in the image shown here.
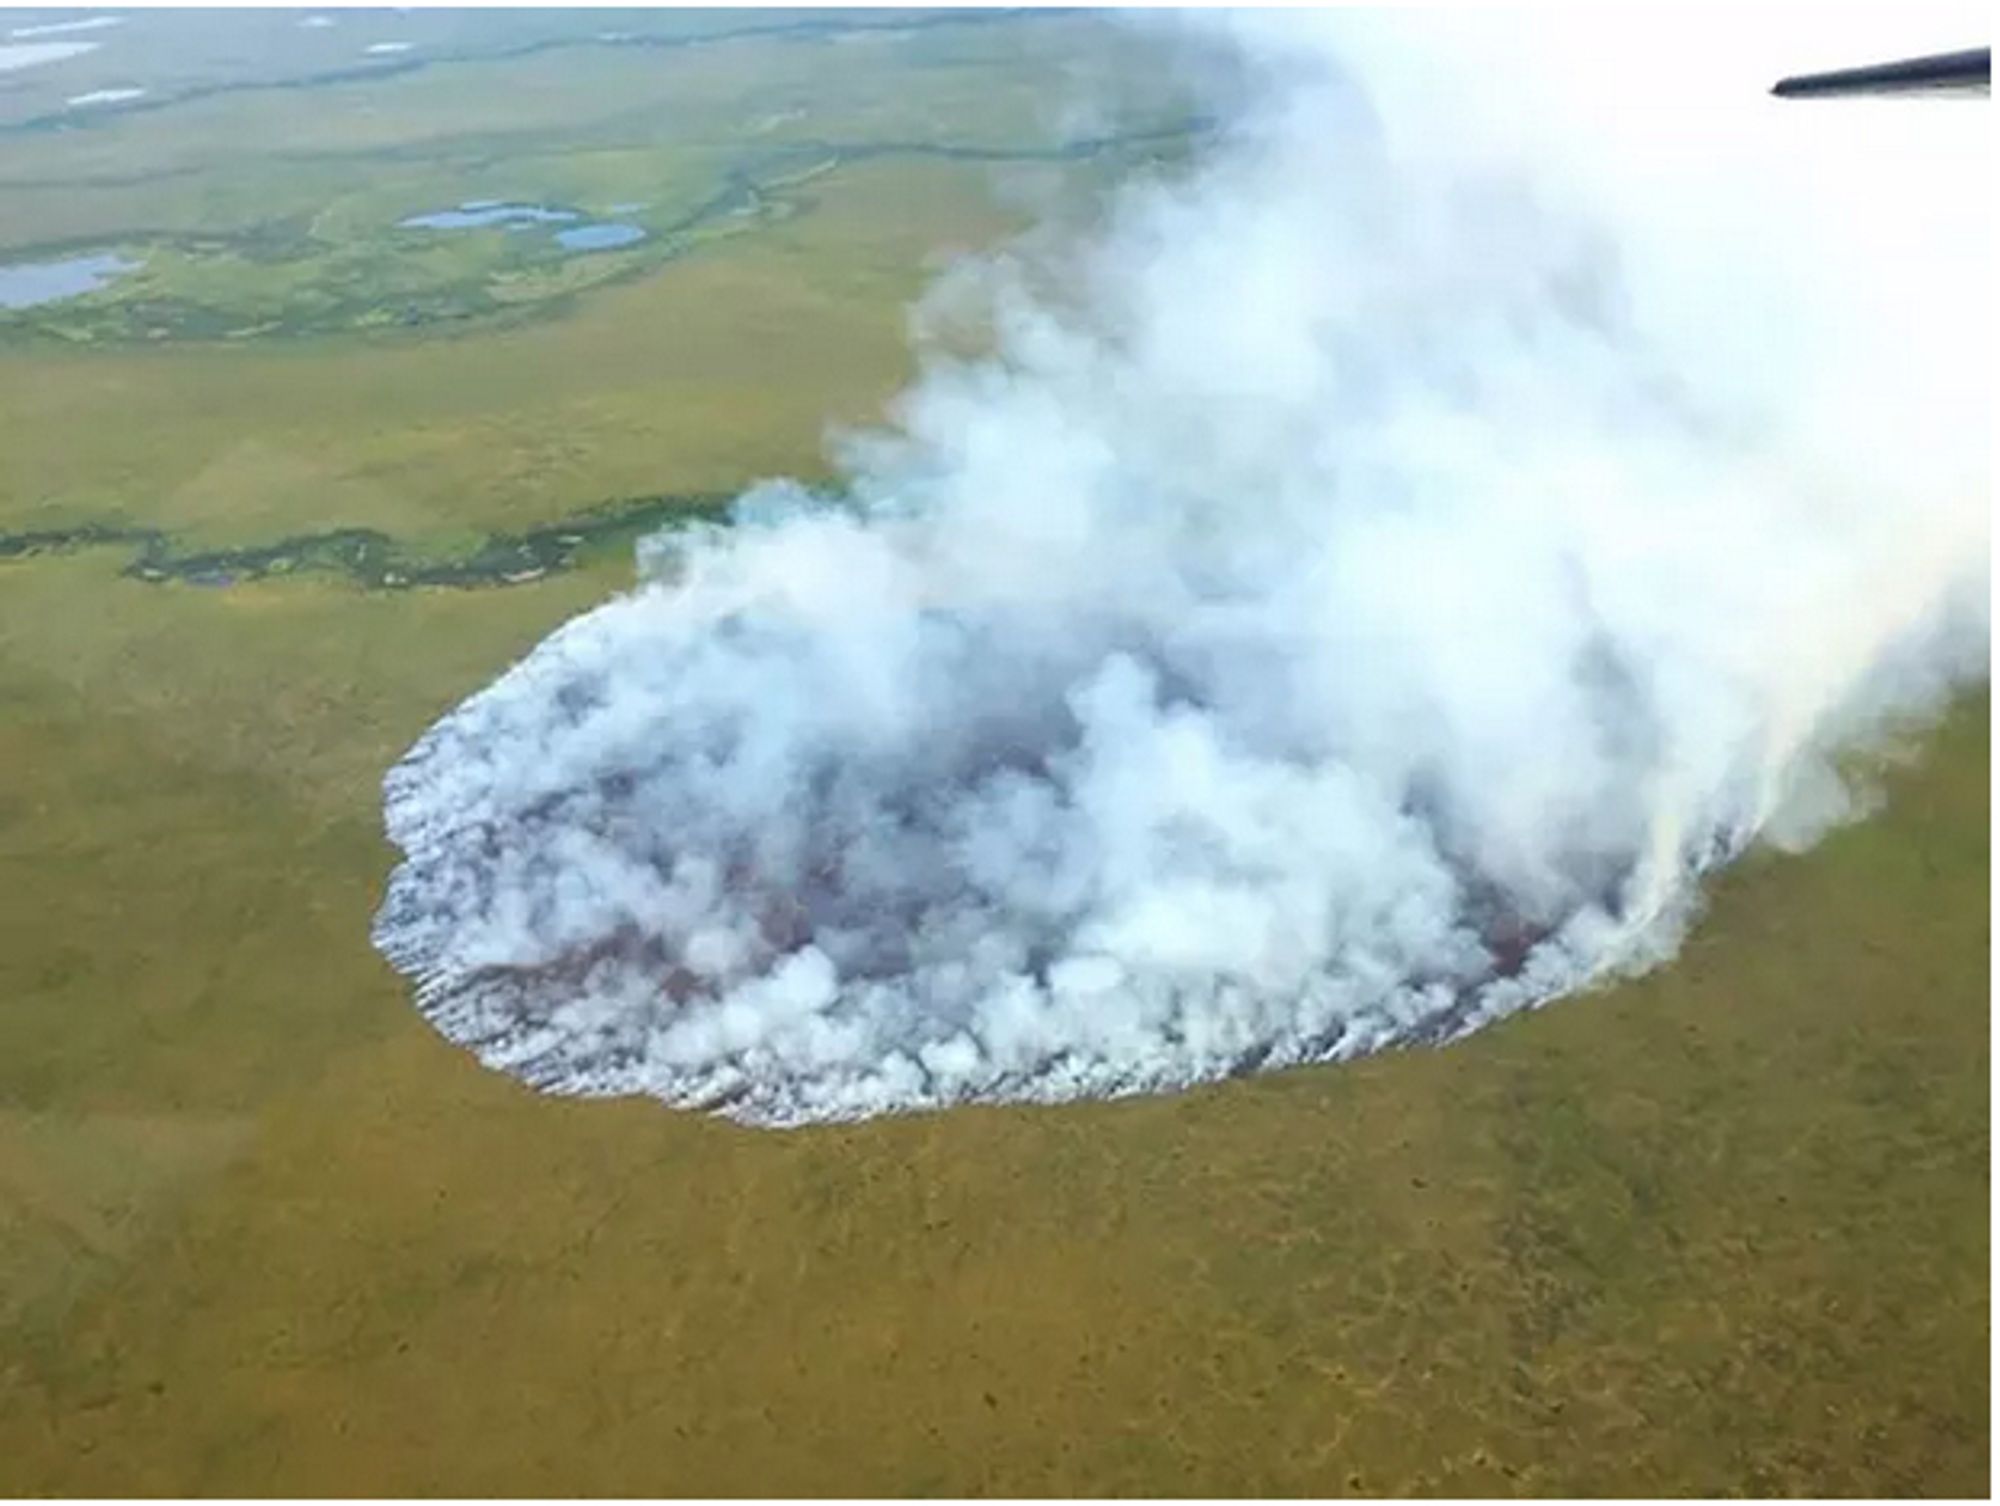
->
[374,9,1988,1127]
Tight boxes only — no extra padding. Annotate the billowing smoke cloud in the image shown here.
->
[374,10,1988,1126]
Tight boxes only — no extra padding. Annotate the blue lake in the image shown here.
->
[0,250,139,310]
[398,202,579,230]
[555,223,647,252]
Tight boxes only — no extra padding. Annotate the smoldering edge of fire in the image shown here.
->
[370,11,1990,1127]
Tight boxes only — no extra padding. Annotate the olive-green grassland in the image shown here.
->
[0,9,1986,1496]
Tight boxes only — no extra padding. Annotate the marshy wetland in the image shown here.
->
[0,8,1986,1496]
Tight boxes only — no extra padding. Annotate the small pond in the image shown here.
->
[555,223,648,252]
[0,250,139,310]
[397,203,648,254]
[399,202,580,231]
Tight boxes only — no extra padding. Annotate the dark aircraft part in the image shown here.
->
[1772,46,1989,98]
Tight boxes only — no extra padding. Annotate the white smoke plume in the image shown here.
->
[374,8,1988,1127]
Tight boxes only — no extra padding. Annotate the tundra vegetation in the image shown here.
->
[0,9,1985,1495]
